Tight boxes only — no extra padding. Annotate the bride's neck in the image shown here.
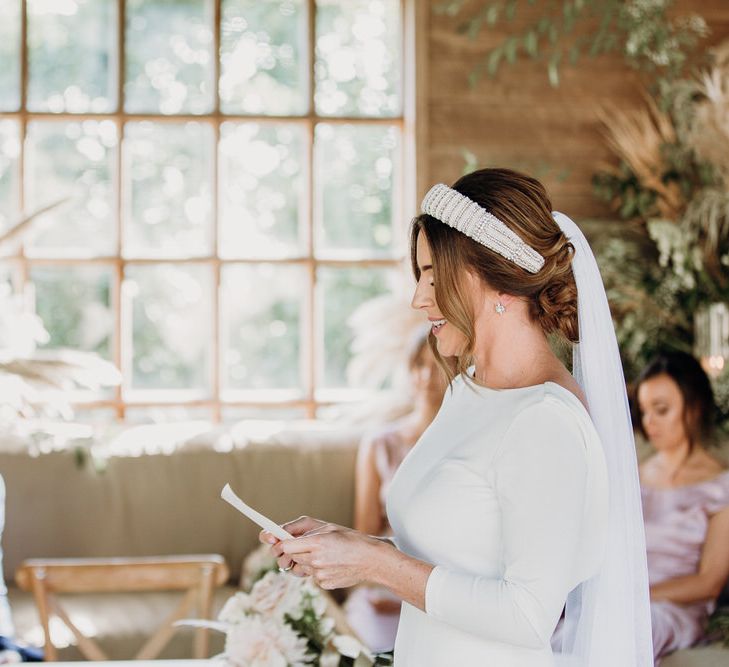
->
[471,322,558,389]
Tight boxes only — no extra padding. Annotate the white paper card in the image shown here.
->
[221,483,293,541]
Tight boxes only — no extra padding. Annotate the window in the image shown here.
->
[0,0,410,421]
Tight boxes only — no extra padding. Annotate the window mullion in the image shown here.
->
[304,0,317,418]
[113,0,126,419]
[213,0,221,115]
[17,1,29,313]
[19,0,27,112]
[211,0,222,422]
[211,130,221,422]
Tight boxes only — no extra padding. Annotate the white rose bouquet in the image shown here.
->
[182,548,393,667]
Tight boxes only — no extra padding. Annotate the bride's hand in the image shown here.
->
[259,516,329,571]
[274,523,386,589]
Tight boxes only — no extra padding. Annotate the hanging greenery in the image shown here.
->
[437,0,708,88]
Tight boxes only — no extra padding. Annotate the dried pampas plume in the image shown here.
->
[682,38,729,256]
[597,94,684,221]
[690,41,729,190]
[0,197,69,254]
[346,278,428,391]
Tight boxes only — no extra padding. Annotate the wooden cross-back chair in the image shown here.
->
[15,555,229,662]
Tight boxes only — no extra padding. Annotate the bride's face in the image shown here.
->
[411,233,468,358]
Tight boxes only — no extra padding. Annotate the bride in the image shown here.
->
[262,168,653,666]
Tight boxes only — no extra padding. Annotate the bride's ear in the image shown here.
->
[461,269,486,302]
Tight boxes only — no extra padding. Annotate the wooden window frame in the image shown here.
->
[0,0,424,421]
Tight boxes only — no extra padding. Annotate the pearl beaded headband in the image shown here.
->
[420,183,545,274]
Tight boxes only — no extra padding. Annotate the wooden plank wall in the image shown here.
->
[422,0,729,218]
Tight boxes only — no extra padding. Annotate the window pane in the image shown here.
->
[0,263,13,288]
[315,0,401,117]
[220,0,307,115]
[27,0,116,113]
[124,122,213,258]
[126,264,212,391]
[0,121,20,235]
[125,406,211,425]
[222,264,304,390]
[71,408,118,425]
[0,1,21,111]
[315,123,399,255]
[125,0,214,114]
[318,266,395,388]
[30,264,113,359]
[219,122,305,258]
[25,120,117,255]
[222,406,307,422]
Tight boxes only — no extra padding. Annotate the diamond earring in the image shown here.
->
[495,302,506,315]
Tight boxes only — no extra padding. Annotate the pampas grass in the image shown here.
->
[597,94,684,220]
[690,41,729,190]
[0,197,69,254]
[346,272,427,391]
[598,38,729,263]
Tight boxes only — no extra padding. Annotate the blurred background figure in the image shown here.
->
[343,330,447,653]
[0,474,13,639]
[635,351,729,664]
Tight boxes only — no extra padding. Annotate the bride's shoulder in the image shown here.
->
[545,371,588,412]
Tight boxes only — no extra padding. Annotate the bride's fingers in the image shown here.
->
[276,553,296,571]
[301,524,340,537]
[280,535,319,557]
[287,550,313,567]
[291,563,313,577]
[281,516,324,536]
[259,530,280,545]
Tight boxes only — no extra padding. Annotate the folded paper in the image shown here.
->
[221,483,293,541]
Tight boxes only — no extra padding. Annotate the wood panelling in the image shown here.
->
[423,0,729,218]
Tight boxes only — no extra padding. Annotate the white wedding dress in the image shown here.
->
[386,371,609,666]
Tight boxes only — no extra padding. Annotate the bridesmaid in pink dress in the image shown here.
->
[344,331,447,653]
[635,352,729,664]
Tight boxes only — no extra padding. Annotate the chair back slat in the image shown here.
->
[16,555,228,593]
[15,554,229,660]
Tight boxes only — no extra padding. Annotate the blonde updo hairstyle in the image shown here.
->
[410,168,578,384]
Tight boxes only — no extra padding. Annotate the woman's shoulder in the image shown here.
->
[640,452,728,486]
[523,381,593,430]
[360,424,403,454]
[359,422,412,469]
[709,468,729,514]
[641,454,729,512]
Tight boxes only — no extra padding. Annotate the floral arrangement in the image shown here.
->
[591,38,729,432]
[187,545,392,667]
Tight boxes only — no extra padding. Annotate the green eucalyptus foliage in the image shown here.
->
[437,0,708,88]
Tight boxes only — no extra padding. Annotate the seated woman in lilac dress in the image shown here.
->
[344,331,447,653]
[635,351,729,664]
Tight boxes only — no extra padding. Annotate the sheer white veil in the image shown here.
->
[551,211,653,666]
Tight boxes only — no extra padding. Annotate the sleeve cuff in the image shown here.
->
[424,564,447,618]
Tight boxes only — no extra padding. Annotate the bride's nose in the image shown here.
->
[411,277,434,310]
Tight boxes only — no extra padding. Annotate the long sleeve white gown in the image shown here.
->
[386,372,609,666]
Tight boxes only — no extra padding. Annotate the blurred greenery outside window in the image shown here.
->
[0,0,407,422]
